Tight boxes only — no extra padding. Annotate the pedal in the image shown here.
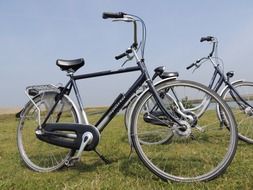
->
[65,157,79,167]
[65,132,93,167]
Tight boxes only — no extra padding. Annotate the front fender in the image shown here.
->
[127,76,178,145]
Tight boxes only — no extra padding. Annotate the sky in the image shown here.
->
[1,1,253,108]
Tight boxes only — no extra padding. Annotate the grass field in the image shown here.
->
[1,111,253,190]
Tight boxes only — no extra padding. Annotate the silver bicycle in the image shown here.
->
[187,36,253,143]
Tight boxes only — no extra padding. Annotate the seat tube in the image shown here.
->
[71,78,89,124]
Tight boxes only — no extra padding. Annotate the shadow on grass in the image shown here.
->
[66,153,151,180]
[17,153,105,173]
[117,156,162,181]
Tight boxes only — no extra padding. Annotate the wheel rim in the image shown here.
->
[223,82,253,143]
[17,92,77,172]
[131,81,237,182]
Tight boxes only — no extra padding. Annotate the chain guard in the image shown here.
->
[36,123,100,151]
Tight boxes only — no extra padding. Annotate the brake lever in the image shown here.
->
[192,61,203,73]
[192,64,199,73]
[121,54,134,67]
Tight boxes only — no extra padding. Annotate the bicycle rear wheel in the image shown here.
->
[130,80,237,182]
[221,81,253,143]
[17,91,78,172]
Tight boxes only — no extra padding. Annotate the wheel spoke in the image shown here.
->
[17,92,77,172]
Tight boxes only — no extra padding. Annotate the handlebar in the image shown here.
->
[115,49,133,60]
[187,35,221,72]
[115,52,127,60]
[200,36,217,57]
[102,11,146,62]
[186,59,203,70]
[187,36,218,70]
[200,36,214,42]
[186,63,195,70]
[102,12,126,19]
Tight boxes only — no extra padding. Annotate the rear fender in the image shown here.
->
[219,79,245,96]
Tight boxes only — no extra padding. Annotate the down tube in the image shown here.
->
[95,73,146,132]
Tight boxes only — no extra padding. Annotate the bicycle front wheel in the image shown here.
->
[130,80,237,182]
[17,91,78,172]
[221,81,253,143]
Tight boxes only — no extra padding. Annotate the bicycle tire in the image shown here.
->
[124,94,138,131]
[221,81,253,144]
[17,91,78,172]
[130,79,237,182]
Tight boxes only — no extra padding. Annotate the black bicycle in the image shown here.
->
[17,13,237,182]
[187,36,253,143]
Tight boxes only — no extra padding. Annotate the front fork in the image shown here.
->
[138,61,186,127]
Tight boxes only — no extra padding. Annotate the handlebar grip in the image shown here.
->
[102,12,125,19]
[200,36,214,42]
[115,52,127,60]
[186,63,195,70]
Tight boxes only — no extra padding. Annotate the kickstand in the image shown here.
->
[220,121,225,129]
[128,144,134,160]
[94,149,111,164]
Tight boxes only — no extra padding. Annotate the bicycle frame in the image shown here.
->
[40,60,182,133]
[187,36,253,115]
[188,56,253,117]
[37,12,186,136]
[208,57,252,109]
[40,65,141,131]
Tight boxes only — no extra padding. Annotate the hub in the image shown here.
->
[172,120,191,137]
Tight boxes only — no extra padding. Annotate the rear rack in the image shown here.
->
[24,84,61,127]
[25,84,60,96]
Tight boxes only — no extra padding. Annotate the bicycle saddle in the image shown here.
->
[226,71,234,78]
[56,58,85,73]
[160,71,179,79]
[154,66,165,75]
[153,66,179,79]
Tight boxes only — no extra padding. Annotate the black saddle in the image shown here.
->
[56,58,85,73]
[154,66,179,79]
[160,71,179,79]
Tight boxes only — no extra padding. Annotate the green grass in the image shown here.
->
[1,113,253,190]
